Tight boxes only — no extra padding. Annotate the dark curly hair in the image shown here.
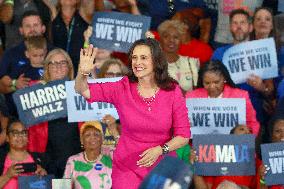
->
[127,38,177,90]
[197,60,236,88]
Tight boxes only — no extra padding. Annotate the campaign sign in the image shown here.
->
[222,38,278,84]
[18,175,54,189]
[66,77,120,122]
[186,98,246,135]
[90,11,151,52]
[261,142,284,185]
[139,156,193,189]
[12,80,67,127]
[52,179,72,189]
[193,134,255,176]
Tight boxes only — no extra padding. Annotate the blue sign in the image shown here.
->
[222,38,278,84]
[193,134,255,176]
[66,77,120,122]
[18,175,54,189]
[90,12,151,52]
[261,142,284,186]
[139,156,193,189]
[186,98,246,135]
[12,80,67,127]
[278,0,284,12]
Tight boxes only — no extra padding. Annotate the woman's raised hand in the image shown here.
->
[79,45,97,76]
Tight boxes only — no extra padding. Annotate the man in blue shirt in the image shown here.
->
[211,8,273,125]
[0,10,52,117]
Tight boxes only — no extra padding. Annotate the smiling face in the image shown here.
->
[81,127,103,151]
[7,122,28,151]
[159,26,181,54]
[48,53,69,81]
[271,120,284,143]
[253,9,273,38]
[131,45,154,80]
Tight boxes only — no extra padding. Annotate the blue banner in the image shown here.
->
[222,38,278,84]
[261,142,284,186]
[186,98,246,135]
[90,12,151,52]
[193,134,255,176]
[12,80,67,127]
[139,156,193,189]
[18,175,54,189]
[66,77,120,122]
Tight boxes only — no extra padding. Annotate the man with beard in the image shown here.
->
[0,10,53,117]
[211,8,252,61]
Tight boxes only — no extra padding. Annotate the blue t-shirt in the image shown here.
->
[0,41,52,116]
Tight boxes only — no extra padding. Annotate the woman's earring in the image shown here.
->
[224,80,227,83]
[81,143,84,149]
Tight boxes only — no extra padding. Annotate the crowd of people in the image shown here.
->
[0,0,284,189]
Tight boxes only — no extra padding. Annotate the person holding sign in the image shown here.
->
[211,9,274,126]
[0,119,47,189]
[27,48,81,178]
[75,38,190,189]
[258,116,284,189]
[191,124,259,189]
[186,60,260,135]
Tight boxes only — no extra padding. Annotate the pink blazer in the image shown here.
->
[186,85,260,135]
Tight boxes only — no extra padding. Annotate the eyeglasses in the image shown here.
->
[168,0,175,15]
[104,72,123,77]
[48,60,68,68]
[8,129,28,137]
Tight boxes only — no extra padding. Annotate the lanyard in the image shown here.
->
[66,17,75,53]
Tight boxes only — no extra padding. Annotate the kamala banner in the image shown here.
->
[12,80,67,127]
[19,175,54,189]
[66,77,120,122]
[261,142,284,185]
[90,11,151,52]
[186,98,246,135]
[193,134,255,176]
[139,156,193,189]
[222,38,278,84]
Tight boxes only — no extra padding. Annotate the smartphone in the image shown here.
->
[15,162,37,173]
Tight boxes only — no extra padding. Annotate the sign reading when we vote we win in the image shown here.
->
[65,77,120,122]
[186,98,246,136]
[12,80,67,127]
[90,12,151,53]
[222,38,278,84]
[261,142,284,186]
[193,134,255,176]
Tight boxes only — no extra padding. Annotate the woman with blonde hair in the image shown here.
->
[97,58,128,79]
[28,48,81,178]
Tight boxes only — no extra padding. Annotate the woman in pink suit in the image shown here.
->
[186,60,260,136]
[75,38,190,189]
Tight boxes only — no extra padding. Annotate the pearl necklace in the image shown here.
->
[137,84,158,111]
[83,152,102,163]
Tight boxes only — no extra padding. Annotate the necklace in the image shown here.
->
[83,152,102,163]
[137,84,158,111]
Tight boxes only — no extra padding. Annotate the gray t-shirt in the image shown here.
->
[214,0,263,44]
[5,0,38,49]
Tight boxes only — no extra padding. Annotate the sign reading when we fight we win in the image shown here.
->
[193,134,255,176]
[90,11,151,52]
[13,80,67,127]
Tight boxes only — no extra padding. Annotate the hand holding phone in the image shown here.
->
[15,163,37,173]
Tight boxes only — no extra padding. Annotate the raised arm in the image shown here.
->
[74,45,97,99]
